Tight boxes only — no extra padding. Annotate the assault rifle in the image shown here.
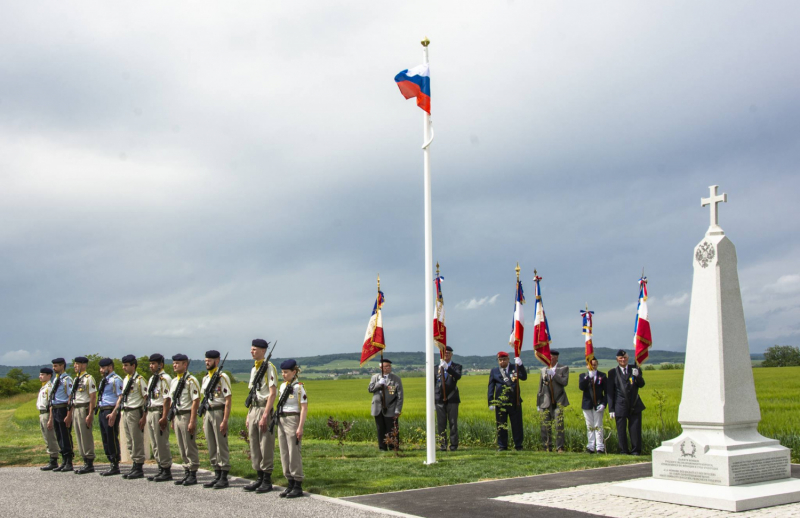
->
[94,376,108,415]
[167,367,190,422]
[68,373,84,409]
[268,381,296,435]
[120,372,139,414]
[198,352,228,418]
[47,373,63,412]
[245,341,277,409]
[145,371,160,410]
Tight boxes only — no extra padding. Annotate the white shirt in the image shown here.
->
[71,372,97,405]
[146,370,173,407]
[201,369,232,409]
[278,381,307,414]
[248,361,277,403]
[122,373,147,409]
[170,374,201,411]
[37,381,53,411]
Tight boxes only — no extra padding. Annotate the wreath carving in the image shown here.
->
[695,242,715,268]
[680,440,697,458]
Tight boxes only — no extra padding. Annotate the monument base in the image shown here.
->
[611,476,800,512]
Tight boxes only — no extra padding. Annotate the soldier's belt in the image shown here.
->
[147,406,163,413]
[39,409,49,415]
[51,403,68,409]
[123,405,143,412]
[207,406,225,412]
[73,403,89,409]
[279,412,300,417]
[176,409,192,416]
[250,400,267,408]
[98,406,115,411]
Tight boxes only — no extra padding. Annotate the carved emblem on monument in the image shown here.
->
[695,242,715,268]
[680,439,697,458]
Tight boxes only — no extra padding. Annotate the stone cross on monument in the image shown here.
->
[611,185,800,512]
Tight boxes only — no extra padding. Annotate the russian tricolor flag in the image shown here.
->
[395,64,431,114]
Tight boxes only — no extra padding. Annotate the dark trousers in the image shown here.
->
[374,414,399,451]
[540,405,565,451]
[52,407,73,457]
[495,405,524,450]
[99,409,121,462]
[615,412,642,454]
[436,402,459,450]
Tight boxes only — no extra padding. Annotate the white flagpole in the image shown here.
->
[421,37,436,465]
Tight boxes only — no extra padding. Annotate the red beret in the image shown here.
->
[497,351,509,358]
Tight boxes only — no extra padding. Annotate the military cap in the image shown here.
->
[172,353,189,362]
[40,367,54,375]
[73,356,89,364]
[121,354,137,364]
[497,351,509,358]
[445,346,454,352]
[252,338,269,349]
[205,350,220,359]
[616,349,627,357]
[551,350,560,356]
[51,358,66,365]
[280,359,297,370]
[380,358,392,364]
[149,353,164,363]
[98,358,113,367]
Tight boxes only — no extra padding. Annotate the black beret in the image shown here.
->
[121,354,137,364]
[40,367,53,375]
[252,338,269,349]
[380,358,392,364]
[445,346,453,352]
[149,353,164,363]
[280,359,297,370]
[98,358,113,367]
[51,358,66,365]
[73,356,89,364]
[205,350,220,359]
[616,349,627,357]
[550,350,560,356]
[172,353,189,362]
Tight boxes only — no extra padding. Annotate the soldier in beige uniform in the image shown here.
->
[243,338,278,494]
[170,353,201,486]
[145,353,173,482]
[66,356,97,474]
[200,350,232,489]
[37,367,60,471]
[113,354,147,479]
[275,359,307,499]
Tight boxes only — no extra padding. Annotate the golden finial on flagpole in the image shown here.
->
[515,262,520,282]
[586,302,589,312]
[436,262,440,277]
[421,37,430,47]
[377,273,380,291]
[642,267,645,278]
[534,268,538,277]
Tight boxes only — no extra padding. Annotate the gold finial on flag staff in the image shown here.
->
[377,274,381,291]
[421,37,430,47]
[586,302,589,312]
[515,262,520,282]
[534,268,538,277]
[436,262,440,277]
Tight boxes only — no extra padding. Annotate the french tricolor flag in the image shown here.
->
[508,280,525,357]
[532,273,553,367]
[360,291,386,366]
[395,64,431,114]
[633,277,652,365]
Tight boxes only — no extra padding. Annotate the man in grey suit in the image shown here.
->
[368,359,404,451]
[536,350,570,452]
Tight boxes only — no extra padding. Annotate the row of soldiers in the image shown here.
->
[36,339,308,498]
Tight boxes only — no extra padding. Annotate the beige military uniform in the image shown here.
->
[201,369,232,471]
[247,361,277,473]
[36,382,59,459]
[277,381,307,482]
[146,370,173,469]
[122,373,147,463]
[170,373,201,470]
[71,372,97,460]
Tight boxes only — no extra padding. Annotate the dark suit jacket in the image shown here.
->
[487,365,527,407]
[435,362,463,404]
[578,371,607,411]
[606,365,645,417]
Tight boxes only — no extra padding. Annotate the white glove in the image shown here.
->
[489,405,495,411]
[597,404,605,412]
[439,359,447,369]
[395,410,401,415]
[547,368,556,377]
[515,357,522,366]
[632,368,639,377]
[377,377,386,386]
[536,406,540,412]
[610,412,615,419]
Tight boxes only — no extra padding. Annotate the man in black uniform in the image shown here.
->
[487,351,527,451]
[435,346,462,451]
[606,349,645,455]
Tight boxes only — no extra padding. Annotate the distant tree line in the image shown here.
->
[762,345,800,367]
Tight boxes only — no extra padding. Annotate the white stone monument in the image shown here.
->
[611,185,800,512]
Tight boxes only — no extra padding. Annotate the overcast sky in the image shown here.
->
[1,1,799,365]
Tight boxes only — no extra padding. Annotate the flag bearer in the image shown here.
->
[114,354,147,479]
[243,338,278,494]
[145,353,173,482]
[201,350,233,489]
[37,367,60,471]
[69,356,97,474]
[276,359,307,499]
[48,358,74,472]
[97,358,124,476]
[487,351,527,451]
[170,353,201,486]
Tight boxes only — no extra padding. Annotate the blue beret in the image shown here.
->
[551,350,560,356]
[51,358,66,364]
[616,349,627,357]
[280,359,297,370]
[205,350,220,359]
[40,367,53,375]
[121,354,137,364]
[172,353,188,362]
[98,358,113,367]
[73,356,89,364]
[252,339,268,349]
[149,353,164,363]
[445,346,453,352]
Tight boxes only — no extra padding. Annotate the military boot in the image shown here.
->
[101,459,121,476]
[75,458,94,474]
[60,455,74,472]
[243,471,263,492]
[286,481,303,498]
[174,468,190,485]
[279,479,294,498]
[148,467,164,481]
[126,463,144,479]
[40,457,59,471]
[154,467,173,482]
[203,469,221,488]
[183,471,198,486]
[53,456,66,472]
[256,472,273,494]
[213,471,229,489]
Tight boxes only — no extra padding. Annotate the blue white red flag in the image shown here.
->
[633,277,652,365]
[433,275,447,359]
[532,273,552,367]
[360,291,386,366]
[508,280,525,357]
[581,308,595,365]
[394,64,431,114]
